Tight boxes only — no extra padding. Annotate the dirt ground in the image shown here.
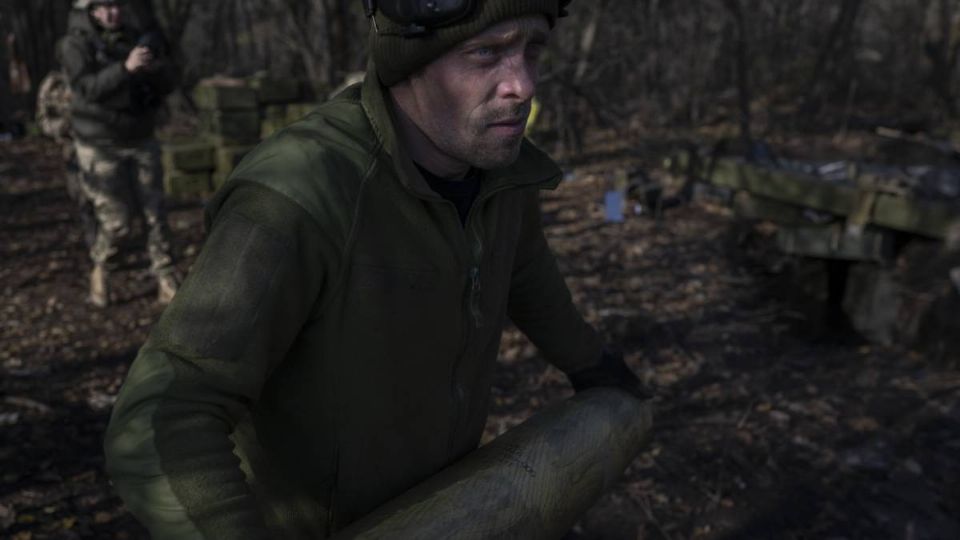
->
[1,137,959,539]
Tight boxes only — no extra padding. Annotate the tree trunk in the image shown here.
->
[723,0,753,150]
[924,0,959,118]
[0,0,70,117]
[801,0,864,116]
[0,11,12,130]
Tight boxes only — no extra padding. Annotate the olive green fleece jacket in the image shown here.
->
[103,68,604,539]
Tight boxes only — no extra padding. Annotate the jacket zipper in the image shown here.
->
[467,211,484,330]
[439,197,471,455]
[446,184,517,453]
[468,266,483,328]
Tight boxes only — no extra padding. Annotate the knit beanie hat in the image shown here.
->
[370,0,563,87]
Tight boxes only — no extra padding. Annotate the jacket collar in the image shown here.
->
[360,63,562,199]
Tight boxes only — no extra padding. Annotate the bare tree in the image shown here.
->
[0,0,71,115]
[801,0,865,116]
[723,0,753,148]
[3,0,959,140]
[924,0,960,117]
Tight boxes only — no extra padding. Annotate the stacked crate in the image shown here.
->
[253,73,317,140]
[161,76,320,198]
[194,82,260,144]
[161,139,215,198]
[260,102,319,139]
[193,82,261,191]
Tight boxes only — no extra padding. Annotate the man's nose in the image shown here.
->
[498,56,537,102]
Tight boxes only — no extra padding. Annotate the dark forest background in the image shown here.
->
[2,0,960,151]
[3,2,960,539]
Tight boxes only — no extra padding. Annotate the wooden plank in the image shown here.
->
[710,159,856,216]
[776,224,896,262]
[872,194,959,239]
[682,154,960,239]
[732,191,807,224]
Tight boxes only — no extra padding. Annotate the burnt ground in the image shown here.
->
[1,136,959,539]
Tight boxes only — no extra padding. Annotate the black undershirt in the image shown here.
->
[417,164,481,227]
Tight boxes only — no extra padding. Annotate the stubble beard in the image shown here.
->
[436,102,531,171]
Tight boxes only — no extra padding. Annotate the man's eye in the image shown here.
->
[470,47,497,59]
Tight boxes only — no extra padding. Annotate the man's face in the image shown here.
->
[403,15,550,171]
[90,3,124,31]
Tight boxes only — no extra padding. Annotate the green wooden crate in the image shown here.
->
[193,84,257,111]
[260,104,288,139]
[164,171,212,197]
[215,144,256,174]
[212,170,229,191]
[285,102,317,125]
[258,103,317,138]
[212,144,257,190]
[250,76,300,104]
[200,110,261,144]
[161,141,215,172]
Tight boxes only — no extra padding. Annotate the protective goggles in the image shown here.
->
[364,0,571,37]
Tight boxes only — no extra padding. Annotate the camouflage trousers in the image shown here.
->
[74,138,175,276]
[59,141,99,250]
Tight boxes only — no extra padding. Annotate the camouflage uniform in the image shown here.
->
[60,3,179,304]
[74,138,174,273]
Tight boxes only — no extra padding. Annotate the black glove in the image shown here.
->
[566,348,652,401]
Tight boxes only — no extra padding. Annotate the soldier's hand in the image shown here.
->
[124,46,154,73]
[566,348,653,401]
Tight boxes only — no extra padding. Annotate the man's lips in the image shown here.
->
[489,118,526,127]
[487,118,526,136]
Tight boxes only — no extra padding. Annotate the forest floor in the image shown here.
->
[1,136,959,539]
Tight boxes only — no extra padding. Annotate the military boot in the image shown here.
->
[89,264,109,307]
[156,272,180,305]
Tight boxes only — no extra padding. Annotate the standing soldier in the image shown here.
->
[60,0,179,307]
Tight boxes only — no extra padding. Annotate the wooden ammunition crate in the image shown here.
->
[161,141,215,172]
[193,84,258,111]
[163,171,212,198]
[200,110,261,144]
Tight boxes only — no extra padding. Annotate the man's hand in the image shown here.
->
[566,348,652,401]
[124,46,153,73]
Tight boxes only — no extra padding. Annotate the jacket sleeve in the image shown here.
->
[507,190,604,374]
[104,183,331,539]
[59,35,130,103]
